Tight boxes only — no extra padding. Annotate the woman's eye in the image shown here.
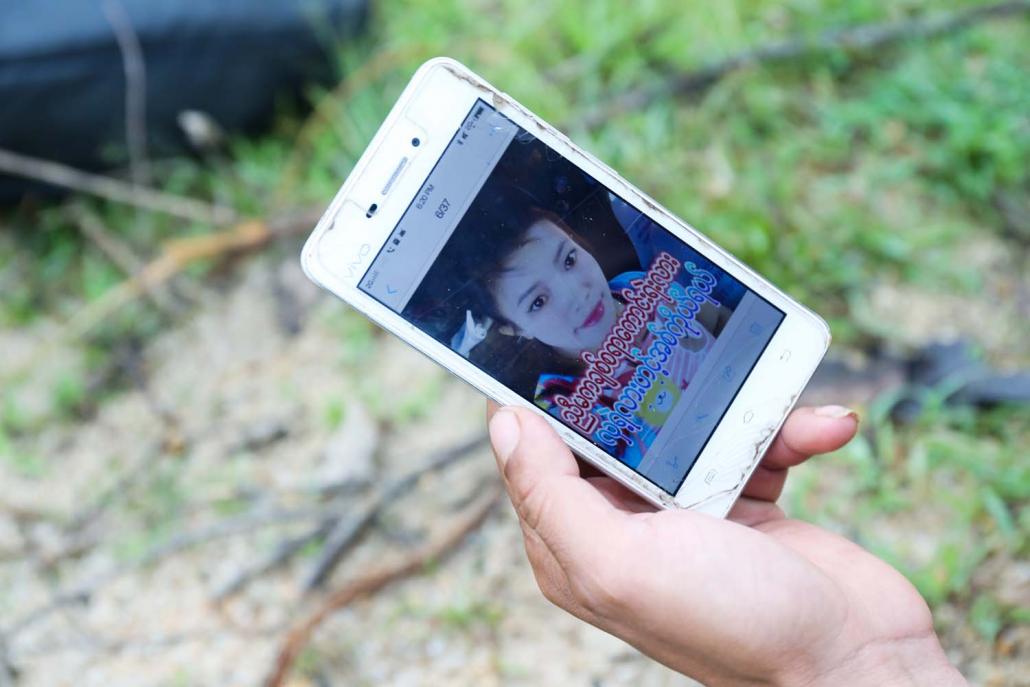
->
[529,295,547,312]
[564,249,577,269]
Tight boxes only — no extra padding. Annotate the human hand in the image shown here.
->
[486,403,966,687]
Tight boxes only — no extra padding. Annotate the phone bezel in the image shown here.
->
[301,57,830,515]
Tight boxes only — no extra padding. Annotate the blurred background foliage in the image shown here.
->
[0,0,1027,681]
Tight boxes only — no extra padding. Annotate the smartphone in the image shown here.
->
[301,57,829,516]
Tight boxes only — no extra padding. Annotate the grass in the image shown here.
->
[0,0,1026,675]
[789,403,1028,642]
[433,598,505,632]
[0,424,47,478]
[4,1,1025,340]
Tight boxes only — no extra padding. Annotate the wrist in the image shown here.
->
[781,631,966,687]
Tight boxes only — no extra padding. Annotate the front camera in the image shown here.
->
[365,203,378,218]
[411,137,421,147]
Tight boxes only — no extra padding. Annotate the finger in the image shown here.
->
[761,405,859,470]
[585,476,655,513]
[575,456,606,480]
[740,465,788,502]
[515,519,606,626]
[488,406,628,567]
[517,519,576,606]
[489,401,651,511]
[727,496,785,526]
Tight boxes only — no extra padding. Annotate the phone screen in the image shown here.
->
[358,99,784,494]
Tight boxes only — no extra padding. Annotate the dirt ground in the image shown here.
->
[0,244,1025,686]
[1,247,705,687]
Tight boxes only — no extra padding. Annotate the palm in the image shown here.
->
[563,483,929,683]
[487,403,943,685]
[755,514,935,660]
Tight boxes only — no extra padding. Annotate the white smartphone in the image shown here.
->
[301,57,829,516]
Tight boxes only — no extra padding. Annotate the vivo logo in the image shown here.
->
[343,243,372,278]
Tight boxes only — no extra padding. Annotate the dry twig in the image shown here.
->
[0,637,14,687]
[302,433,488,592]
[581,0,1030,129]
[70,205,182,315]
[1,206,323,387]
[102,0,151,186]
[212,520,335,601]
[66,442,165,534]
[0,148,233,224]
[11,623,286,661]
[4,504,337,640]
[65,207,323,336]
[212,434,488,600]
[264,488,501,687]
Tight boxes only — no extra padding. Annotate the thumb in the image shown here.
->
[488,406,627,563]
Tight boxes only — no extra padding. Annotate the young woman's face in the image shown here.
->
[492,218,618,354]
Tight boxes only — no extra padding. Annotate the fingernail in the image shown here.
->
[489,409,521,465]
[814,405,859,420]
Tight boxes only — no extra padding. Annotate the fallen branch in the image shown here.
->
[211,434,488,601]
[70,205,181,315]
[102,0,151,187]
[0,634,14,687]
[302,433,488,592]
[11,623,285,661]
[64,207,324,337]
[581,0,1030,128]
[0,148,233,224]
[133,506,331,569]
[5,503,335,639]
[264,488,501,687]
[1,206,323,387]
[66,442,165,534]
[212,519,334,601]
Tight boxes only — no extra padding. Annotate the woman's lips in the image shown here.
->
[579,298,605,330]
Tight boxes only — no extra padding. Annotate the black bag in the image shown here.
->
[0,0,369,201]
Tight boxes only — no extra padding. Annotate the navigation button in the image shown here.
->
[742,410,755,424]
[704,469,717,484]
[779,349,792,362]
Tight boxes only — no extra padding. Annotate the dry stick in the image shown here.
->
[0,635,13,687]
[24,420,399,629]
[102,0,150,187]
[70,205,180,315]
[212,520,336,602]
[66,206,324,335]
[4,504,336,640]
[302,433,489,592]
[60,220,272,341]
[581,0,1030,129]
[13,622,287,660]
[0,207,322,388]
[0,148,233,224]
[214,434,487,601]
[66,442,166,536]
[264,488,502,687]
[117,342,190,453]
[71,205,149,278]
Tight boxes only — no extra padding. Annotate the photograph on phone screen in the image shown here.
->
[364,101,784,493]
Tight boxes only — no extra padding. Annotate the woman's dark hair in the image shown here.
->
[404,186,592,396]
[462,206,579,321]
